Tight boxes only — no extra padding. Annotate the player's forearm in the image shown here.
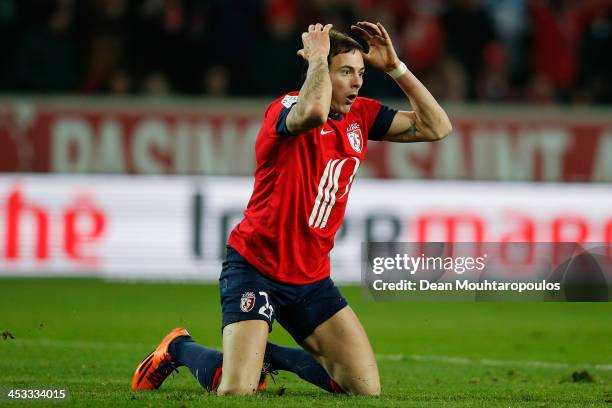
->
[293,56,332,128]
[394,69,452,140]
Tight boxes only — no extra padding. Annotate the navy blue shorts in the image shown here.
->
[219,245,348,344]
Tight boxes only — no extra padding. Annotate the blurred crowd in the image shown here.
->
[1,0,611,104]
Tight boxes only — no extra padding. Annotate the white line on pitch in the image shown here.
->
[376,353,612,371]
[4,338,149,349]
[4,338,610,372]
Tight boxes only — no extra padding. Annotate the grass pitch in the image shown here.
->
[0,278,611,407]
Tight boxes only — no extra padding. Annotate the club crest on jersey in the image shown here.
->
[346,123,363,153]
[240,291,256,312]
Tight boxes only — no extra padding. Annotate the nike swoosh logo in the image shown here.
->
[320,129,334,135]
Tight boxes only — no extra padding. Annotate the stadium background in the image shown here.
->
[0,0,611,406]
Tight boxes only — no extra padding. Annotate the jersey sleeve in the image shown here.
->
[358,97,398,141]
[263,93,299,137]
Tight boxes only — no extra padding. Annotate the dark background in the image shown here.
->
[1,0,611,104]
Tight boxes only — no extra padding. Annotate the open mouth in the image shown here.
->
[346,94,357,104]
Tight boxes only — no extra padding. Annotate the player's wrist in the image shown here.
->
[386,61,408,79]
[308,54,328,65]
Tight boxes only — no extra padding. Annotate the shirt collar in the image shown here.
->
[328,112,343,121]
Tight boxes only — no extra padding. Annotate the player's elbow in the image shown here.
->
[303,104,328,128]
[286,105,328,134]
[430,120,452,141]
[287,103,328,133]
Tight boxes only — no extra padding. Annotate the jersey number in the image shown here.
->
[308,158,360,229]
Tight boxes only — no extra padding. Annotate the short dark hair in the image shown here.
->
[328,29,364,63]
[302,29,364,77]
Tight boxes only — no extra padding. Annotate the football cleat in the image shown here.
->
[131,327,190,390]
[258,362,278,392]
[257,374,268,392]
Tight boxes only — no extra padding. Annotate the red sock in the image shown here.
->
[211,367,223,391]
[330,379,346,394]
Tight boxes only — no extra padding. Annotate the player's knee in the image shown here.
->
[344,381,380,396]
[216,373,260,396]
[339,371,381,396]
[357,382,381,396]
[216,382,258,396]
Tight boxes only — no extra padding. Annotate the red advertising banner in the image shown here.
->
[1,98,610,181]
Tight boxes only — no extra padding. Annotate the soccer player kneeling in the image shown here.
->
[132,21,451,396]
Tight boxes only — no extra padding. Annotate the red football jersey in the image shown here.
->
[228,92,396,284]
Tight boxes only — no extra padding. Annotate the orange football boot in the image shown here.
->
[258,362,278,392]
[257,375,268,392]
[131,327,190,390]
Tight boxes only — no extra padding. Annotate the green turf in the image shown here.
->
[0,278,610,407]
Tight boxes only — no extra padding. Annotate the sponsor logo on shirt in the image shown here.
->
[281,95,298,109]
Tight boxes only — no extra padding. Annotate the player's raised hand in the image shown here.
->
[351,21,401,72]
[297,23,332,62]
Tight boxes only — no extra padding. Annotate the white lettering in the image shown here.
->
[538,128,570,181]
[174,123,192,174]
[133,120,170,174]
[95,119,125,173]
[52,119,93,172]
[420,280,452,290]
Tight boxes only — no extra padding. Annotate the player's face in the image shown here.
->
[329,50,365,114]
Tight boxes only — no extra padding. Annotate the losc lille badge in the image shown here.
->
[240,291,256,312]
[347,128,363,153]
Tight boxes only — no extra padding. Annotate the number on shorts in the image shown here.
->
[258,291,274,320]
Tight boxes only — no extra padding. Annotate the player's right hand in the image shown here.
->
[297,23,332,62]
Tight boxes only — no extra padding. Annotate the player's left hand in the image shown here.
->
[351,21,401,73]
